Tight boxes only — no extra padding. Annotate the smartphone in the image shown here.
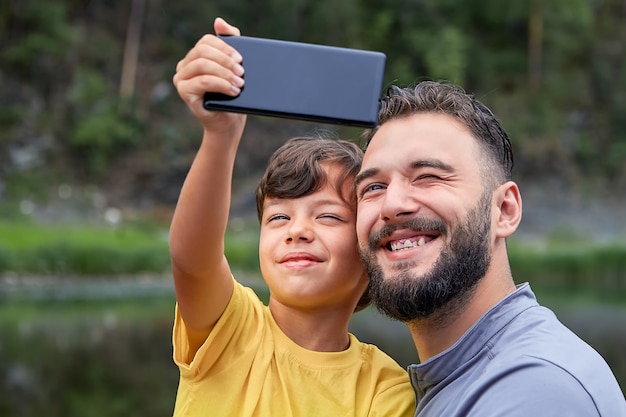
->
[203,35,386,127]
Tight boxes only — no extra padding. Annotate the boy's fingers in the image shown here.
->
[173,20,245,111]
[174,39,244,90]
[176,76,238,106]
[174,58,243,97]
[214,17,241,37]
[177,34,242,73]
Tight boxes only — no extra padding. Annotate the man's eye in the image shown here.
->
[361,183,385,195]
[417,174,441,180]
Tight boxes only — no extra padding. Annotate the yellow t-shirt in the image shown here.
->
[172,281,415,417]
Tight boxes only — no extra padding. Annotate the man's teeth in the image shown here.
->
[390,237,426,252]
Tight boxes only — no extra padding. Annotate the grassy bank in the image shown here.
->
[1,220,625,302]
[0,220,260,276]
[508,239,626,303]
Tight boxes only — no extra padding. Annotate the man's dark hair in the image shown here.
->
[363,81,514,184]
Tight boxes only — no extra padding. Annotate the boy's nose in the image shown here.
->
[286,219,315,242]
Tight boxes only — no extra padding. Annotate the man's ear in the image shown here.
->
[494,181,522,239]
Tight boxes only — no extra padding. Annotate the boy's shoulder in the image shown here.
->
[349,334,407,373]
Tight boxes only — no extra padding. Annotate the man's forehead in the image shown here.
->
[364,115,475,154]
[360,115,481,180]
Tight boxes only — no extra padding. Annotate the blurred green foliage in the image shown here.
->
[1,0,625,200]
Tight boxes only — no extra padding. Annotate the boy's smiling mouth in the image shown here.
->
[279,252,323,265]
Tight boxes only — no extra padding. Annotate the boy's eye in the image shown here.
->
[267,214,289,222]
[318,213,344,222]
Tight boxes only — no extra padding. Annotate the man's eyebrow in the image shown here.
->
[355,168,379,189]
[412,159,454,172]
[355,159,454,188]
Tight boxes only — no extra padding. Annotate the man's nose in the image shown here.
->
[379,181,419,222]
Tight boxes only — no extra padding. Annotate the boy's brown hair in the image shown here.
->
[255,136,363,221]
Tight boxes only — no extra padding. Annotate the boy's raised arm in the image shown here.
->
[169,18,246,348]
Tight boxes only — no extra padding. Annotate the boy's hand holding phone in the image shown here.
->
[173,18,246,134]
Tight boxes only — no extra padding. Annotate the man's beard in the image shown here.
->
[359,192,492,322]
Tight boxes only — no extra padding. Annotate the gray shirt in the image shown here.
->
[409,283,626,416]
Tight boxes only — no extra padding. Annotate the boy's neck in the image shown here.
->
[269,300,352,352]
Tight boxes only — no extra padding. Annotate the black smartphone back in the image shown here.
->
[203,35,386,127]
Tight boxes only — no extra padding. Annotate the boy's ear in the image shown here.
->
[494,181,522,239]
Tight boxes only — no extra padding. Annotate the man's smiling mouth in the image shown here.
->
[369,219,446,253]
[388,236,434,252]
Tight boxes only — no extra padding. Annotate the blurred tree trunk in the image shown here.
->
[120,0,146,99]
[528,0,543,93]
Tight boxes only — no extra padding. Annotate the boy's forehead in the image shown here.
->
[262,189,353,211]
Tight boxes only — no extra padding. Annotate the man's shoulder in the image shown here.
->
[492,302,608,372]
[460,360,624,416]
[476,309,625,416]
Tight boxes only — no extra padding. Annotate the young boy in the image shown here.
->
[169,17,414,417]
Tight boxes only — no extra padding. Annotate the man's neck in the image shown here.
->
[408,273,516,363]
